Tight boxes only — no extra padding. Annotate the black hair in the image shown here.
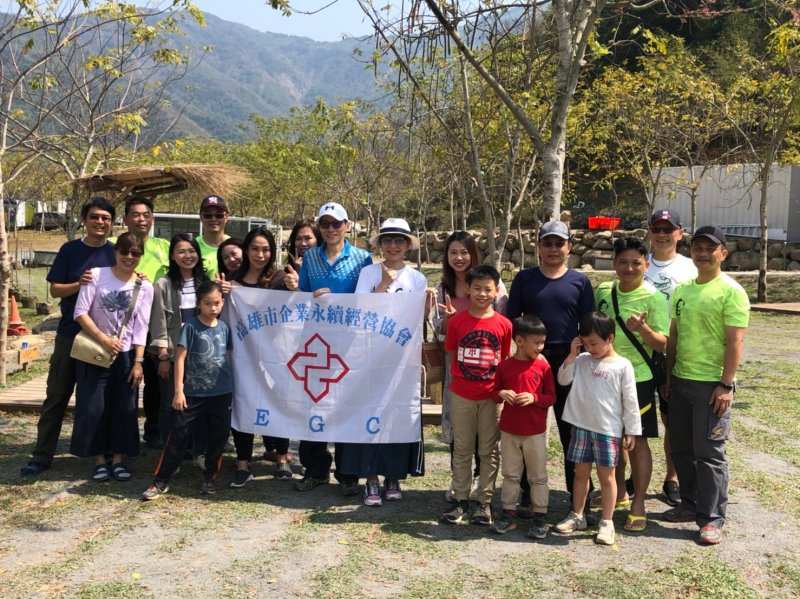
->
[287,219,321,270]
[124,195,154,215]
[512,315,547,338]
[613,236,648,257]
[113,231,143,255]
[80,196,115,221]
[216,237,243,278]
[441,231,480,297]
[579,311,616,341]
[234,227,277,287]
[196,279,223,302]
[167,233,208,291]
[466,264,500,286]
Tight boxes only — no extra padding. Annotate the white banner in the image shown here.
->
[228,287,424,443]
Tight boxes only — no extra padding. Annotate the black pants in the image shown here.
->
[298,440,357,484]
[232,430,289,462]
[142,353,161,441]
[70,351,139,458]
[155,394,232,483]
[31,333,76,465]
[519,345,593,505]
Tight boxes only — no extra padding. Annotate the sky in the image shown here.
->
[192,0,374,42]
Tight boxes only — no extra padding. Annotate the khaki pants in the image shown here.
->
[450,392,499,504]
[500,431,549,513]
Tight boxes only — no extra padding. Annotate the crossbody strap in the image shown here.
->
[611,284,657,371]
[117,277,143,339]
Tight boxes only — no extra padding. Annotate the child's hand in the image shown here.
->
[568,337,582,358]
[623,435,636,451]
[172,391,187,412]
[498,390,517,405]
[515,392,535,406]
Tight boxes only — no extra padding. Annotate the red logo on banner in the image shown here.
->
[287,333,350,403]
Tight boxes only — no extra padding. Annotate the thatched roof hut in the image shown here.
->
[76,164,250,200]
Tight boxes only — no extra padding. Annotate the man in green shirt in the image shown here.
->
[197,195,230,279]
[664,226,749,545]
[113,196,170,447]
[596,237,669,531]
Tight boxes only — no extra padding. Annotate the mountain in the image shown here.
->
[162,13,387,140]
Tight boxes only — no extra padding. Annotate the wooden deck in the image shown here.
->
[751,303,800,315]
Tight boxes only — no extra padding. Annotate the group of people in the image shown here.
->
[19,195,748,547]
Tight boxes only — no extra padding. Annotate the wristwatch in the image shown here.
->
[717,381,735,391]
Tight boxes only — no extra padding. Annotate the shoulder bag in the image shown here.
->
[611,284,666,385]
[70,278,143,368]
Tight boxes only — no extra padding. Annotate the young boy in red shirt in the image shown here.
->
[492,315,556,538]
[441,265,512,526]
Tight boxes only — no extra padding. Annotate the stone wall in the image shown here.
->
[409,230,800,271]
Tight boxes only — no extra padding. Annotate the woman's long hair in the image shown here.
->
[441,231,479,298]
[216,237,243,278]
[234,227,277,288]
[286,219,321,270]
[166,233,208,291]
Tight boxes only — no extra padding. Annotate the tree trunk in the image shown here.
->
[758,167,769,303]
[0,179,9,385]
[541,141,565,221]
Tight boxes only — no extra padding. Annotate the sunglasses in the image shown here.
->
[201,211,226,220]
[86,213,112,222]
[540,239,567,248]
[118,249,143,258]
[650,226,677,234]
[380,235,409,246]
[319,220,345,230]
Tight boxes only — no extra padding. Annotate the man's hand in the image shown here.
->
[710,385,734,417]
[623,435,636,451]
[284,265,299,291]
[498,389,516,405]
[172,391,187,412]
[626,312,647,333]
[79,269,94,285]
[515,392,536,406]
[313,288,331,298]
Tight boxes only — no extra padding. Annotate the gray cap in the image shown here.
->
[538,220,571,240]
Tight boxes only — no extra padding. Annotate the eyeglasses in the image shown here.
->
[380,235,408,246]
[118,249,143,258]
[650,226,677,234]
[540,239,567,248]
[201,211,226,220]
[86,213,112,222]
[319,220,345,230]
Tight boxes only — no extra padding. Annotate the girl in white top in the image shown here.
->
[554,312,640,546]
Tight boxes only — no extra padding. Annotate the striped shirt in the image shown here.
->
[299,240,372,294]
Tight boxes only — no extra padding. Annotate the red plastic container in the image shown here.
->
[588,216,621,230]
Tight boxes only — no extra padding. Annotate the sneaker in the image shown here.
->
[294,476,329,492]
[491,511,517,535]
[363,480,382,506]
[275,462,293,480]
[698,523,723,545]
[441,501,470,525]
[384,479,402,501]
[596,519,615,545]
[554,511,587,534]
[142,481,169,501]
[229,469,254,488]
[194,455,206,472]
[340,481,362,497]
[444,487,457,504]
[201,480,216,495]
[527,514,549,539]
[663,505,696,523]
[471,503,493,526]
[662,480,681,507]
[20,461,50,477]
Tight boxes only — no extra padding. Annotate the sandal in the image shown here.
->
[615,498,632,511]
[111,463,132,481]
[92,464,110,482]
[624,513,647,532]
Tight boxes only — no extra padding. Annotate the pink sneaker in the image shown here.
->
[363,480,382,506]
[384,479,402,501]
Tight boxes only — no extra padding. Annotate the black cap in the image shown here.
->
[692,225,726,245]
[649,208,681,228]
[200,195,228,213]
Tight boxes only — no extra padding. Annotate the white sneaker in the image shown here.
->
[554,511,588,534]
[596,519,615,545]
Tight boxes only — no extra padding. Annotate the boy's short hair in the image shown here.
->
[124,195,154,215]
[613,236,647,257]
[512,315,547,338]
[196,279,223,301]
[465,264,500,286]
[579,311,615,341]
[80,196,115,221]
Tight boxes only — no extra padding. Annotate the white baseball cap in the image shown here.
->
[317,202,348,222]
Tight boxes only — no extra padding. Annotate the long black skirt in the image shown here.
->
[337,430,425,480]
[70,350,140,458]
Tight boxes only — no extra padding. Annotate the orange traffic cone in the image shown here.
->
[7,294,29,336]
